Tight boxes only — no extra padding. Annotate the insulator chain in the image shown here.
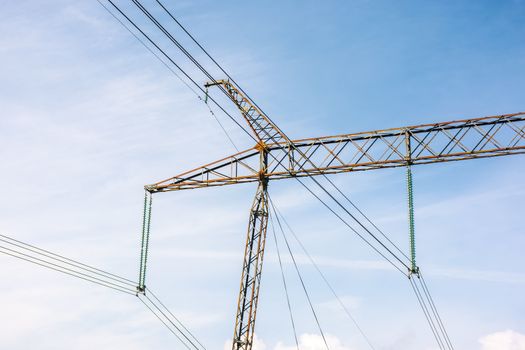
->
[406,165,418,275]
[138,191,153,293]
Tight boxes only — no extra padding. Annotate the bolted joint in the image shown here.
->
[254,140,268,152]
[408,266,420,278]
[258,171,268,185]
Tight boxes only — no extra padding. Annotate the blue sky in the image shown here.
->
[0,1,524,349]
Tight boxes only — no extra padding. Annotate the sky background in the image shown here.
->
[1,0,524,349]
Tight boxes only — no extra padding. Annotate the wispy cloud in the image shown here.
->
[479,330,525,350]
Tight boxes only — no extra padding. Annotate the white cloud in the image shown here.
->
[224,333,354,350]
[275,333,354,350]
[224,334,267,350]
[479,330,525,350]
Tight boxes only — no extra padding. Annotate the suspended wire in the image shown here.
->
[269,215,300,350]
[137,295,193,349]
[128,0,250,126]
[319,176,410,262]
[96,0,199,97]
[269,198,376,350]
[204,99,240,152]
[418,272,454,349]
[0,244,135,292]
[409,277,446,350]
[140,293,204,350]
[0,234,135,285]
[292,176,408,276]
[147,289,207,350]
[153,0,270,125]
[0,247,135,295]
[104,0,255,141]
[269,199,331,350]
[0,233,204,349]
[96,0,239,153]
[307,174,411,269]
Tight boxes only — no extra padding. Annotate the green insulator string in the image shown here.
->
[138,190,153,292]
[406,165,417,274]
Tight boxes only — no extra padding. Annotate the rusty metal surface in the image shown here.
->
[146,112,525,193]
[232,181,269,350]
[150,80,524,350]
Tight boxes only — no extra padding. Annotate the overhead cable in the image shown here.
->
[269,199,376,350]
[0,233,204,349]
[96,0,239,153]
[0,247,135,295]
[269,214,300,350]
[147,289,207,350]
[269,197,330,350]
[0,235,136,294]
[409,277,446,350]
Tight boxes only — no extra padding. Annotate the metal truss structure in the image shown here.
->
[146,112,525,193]
[141,79,524,350]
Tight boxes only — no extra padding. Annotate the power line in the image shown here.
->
[319,175,410,262]
[291,176,408,275]
[269,198,330,350]
[0,232,204,349]
[96,0,239,153]
[269,198,376,350]
[0,234,135,285]
[129,0,255,136]
[147,289,207,350]
[418,272,454,349]
[137,295,193,349]
[104,0,255,142]
[0,244,135,293]
[153,0,269,123]
[96,0,200,97]
[409,276,446,350]
[269,214,300,350]
[142,292,204,350]
[0,247,135,295]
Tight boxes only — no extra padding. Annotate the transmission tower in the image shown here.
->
[136,78,524,350]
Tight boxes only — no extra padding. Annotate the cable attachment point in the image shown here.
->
[136,285,146,296]
[408,265,420,278]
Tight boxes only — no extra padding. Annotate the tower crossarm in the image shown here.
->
[145,112,525,193]
[145,148,261,192]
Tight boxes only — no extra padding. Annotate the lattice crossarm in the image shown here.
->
[263,112,525,176]
[145,112,525,192]
[145,148,261,192]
